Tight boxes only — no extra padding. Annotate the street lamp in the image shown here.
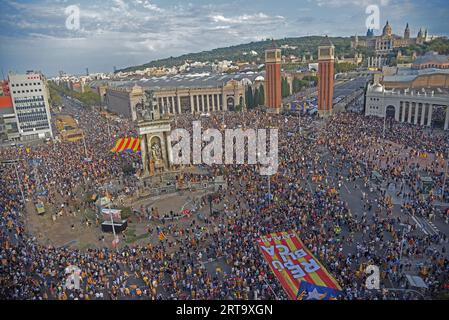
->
[106,184,118,251]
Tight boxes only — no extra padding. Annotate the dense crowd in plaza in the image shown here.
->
[1,102,448,300]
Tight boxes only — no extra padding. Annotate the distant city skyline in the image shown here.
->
[0,0,448,76]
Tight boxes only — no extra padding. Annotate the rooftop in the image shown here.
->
[319,36,334,47]
[89,72,265,91]
[383,68,449,83]
[413,51,449,66]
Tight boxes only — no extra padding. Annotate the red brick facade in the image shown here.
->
[318,59,334,115]
[265,62,282,109]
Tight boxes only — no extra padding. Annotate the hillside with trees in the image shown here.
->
[402,37,449,56]
[118,36,353,72]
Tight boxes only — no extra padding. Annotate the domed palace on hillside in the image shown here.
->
[351,21,437,56]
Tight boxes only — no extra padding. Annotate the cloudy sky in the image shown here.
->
[0,0,448,76]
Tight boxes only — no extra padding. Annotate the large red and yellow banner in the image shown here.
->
[256,231,342,300]
[111,137,141,153]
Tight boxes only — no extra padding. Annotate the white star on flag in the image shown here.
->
[306,288,325,300]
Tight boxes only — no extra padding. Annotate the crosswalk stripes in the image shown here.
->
[425,219,439,234]
[410,215,428,235]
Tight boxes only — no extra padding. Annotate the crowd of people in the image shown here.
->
[1,101,448,300]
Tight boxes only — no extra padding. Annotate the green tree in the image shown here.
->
[292,78,300,94]
[302,75,318,85]
[259,85,265,106]
[281,77,291,98]
[49,86,62,106]
[335,62,357,73]
[254,87,260,107]
[245,86,254,109]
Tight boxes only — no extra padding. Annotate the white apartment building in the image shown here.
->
[9,72,53,141]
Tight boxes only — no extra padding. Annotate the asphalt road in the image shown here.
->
[333,76,370,99]
[283,75,371,105]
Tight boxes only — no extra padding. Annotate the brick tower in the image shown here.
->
[317,36,335,117]
[265,40,282,112]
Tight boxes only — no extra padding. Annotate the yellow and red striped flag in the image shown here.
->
[158,231,166,241]
[110,137,141,153]
[420,152,428,159]
[256,230,342,300]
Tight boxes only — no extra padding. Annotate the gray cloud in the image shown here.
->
[0,0,446,76]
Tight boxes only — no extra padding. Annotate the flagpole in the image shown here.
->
[263,279,280,300]
[107,184,118,251]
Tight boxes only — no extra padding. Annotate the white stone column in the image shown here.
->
[170,96,175,114]
[427,104,433,126]
[234,92,239,109]
[414,102,419,124]
[420,104,426,126]
[160,97,165,114]
[141,136,149,176]
[206,94,210,112]
[222,92,227,111]
[166,134,173,165]
[401,102,406,122]
[407,103,412,123]
[445,106,449,130]
[196,95,200,113]
[177,95,181,114]
[211,94,216,111]
[190,94,194,114]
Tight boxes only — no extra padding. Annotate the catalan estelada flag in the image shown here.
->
[158,231,166,241]
[256,231,342,300]
[110,137,141,153]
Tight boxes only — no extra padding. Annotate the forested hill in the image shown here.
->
[117,36,354,72]
[117,36,449,73]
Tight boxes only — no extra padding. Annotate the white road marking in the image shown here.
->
[422,218,439,235]
[410,214,429,235]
